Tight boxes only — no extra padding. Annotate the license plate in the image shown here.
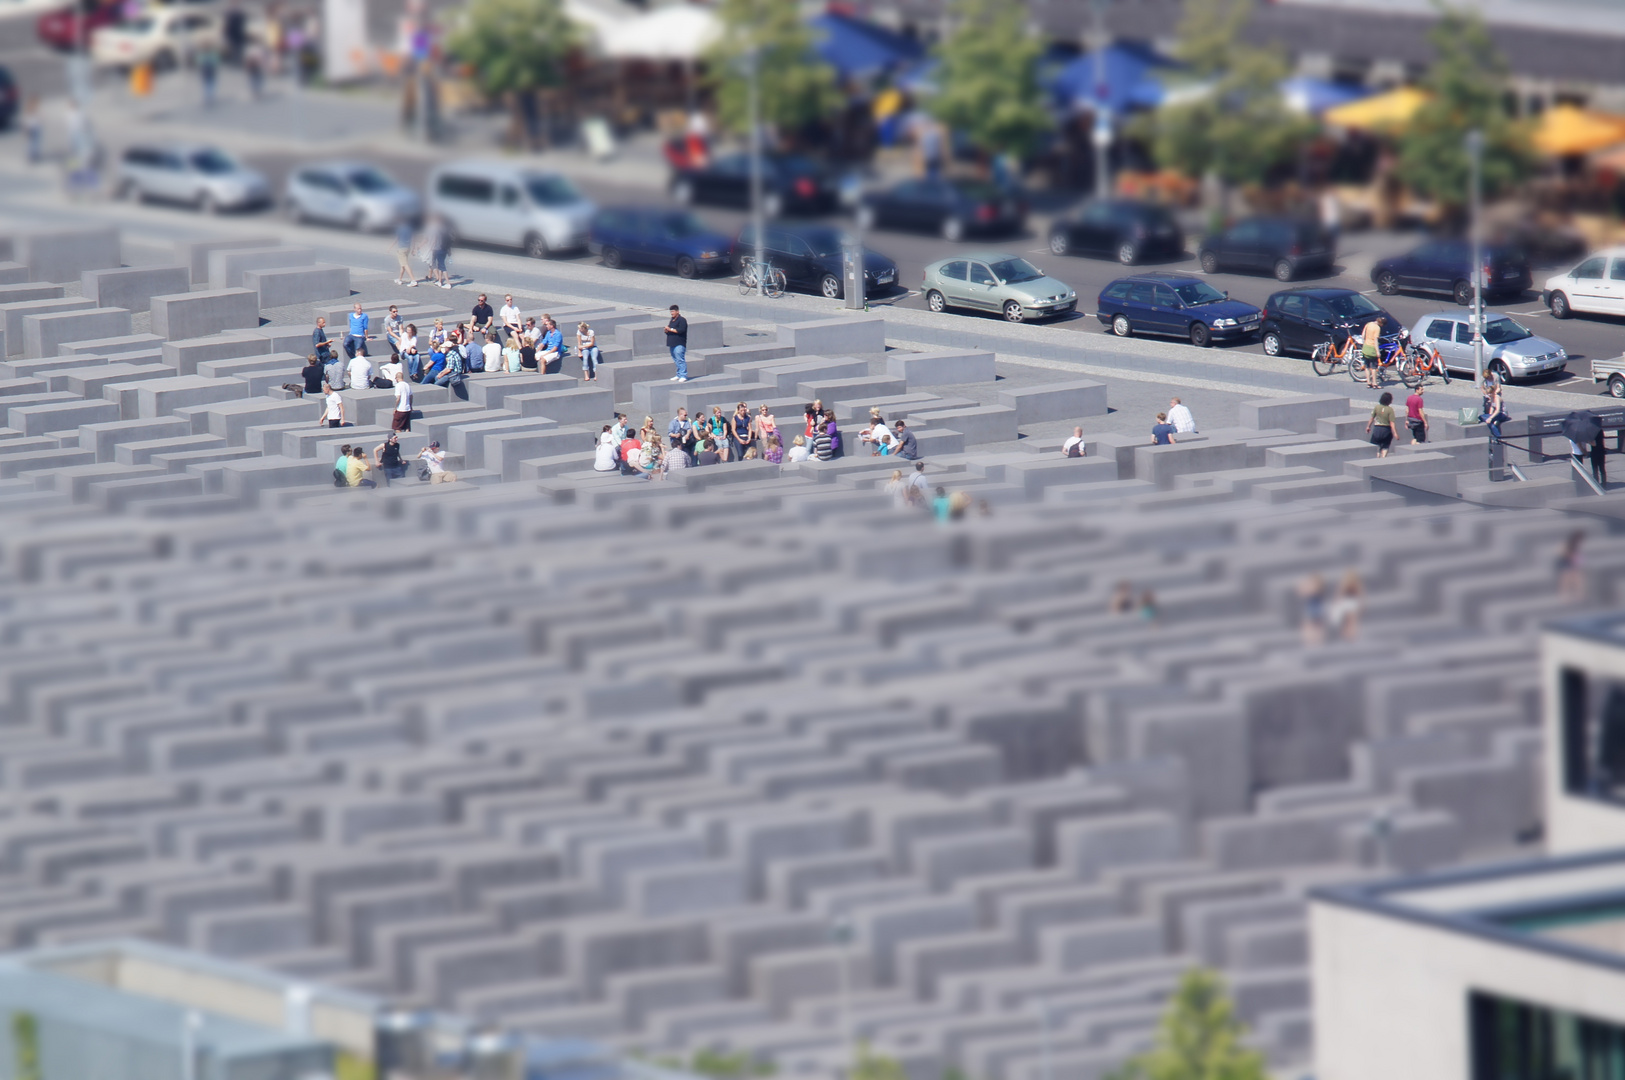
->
[877,272,894,283]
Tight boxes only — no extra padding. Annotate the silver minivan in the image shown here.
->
[116,143,271,213]
[425,162,595,259]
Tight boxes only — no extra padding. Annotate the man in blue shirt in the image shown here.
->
[345,301,370,360]
[539,317,564,374]
[1151,411,1177,446]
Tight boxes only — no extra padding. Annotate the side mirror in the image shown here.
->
[1224,290,1230,299]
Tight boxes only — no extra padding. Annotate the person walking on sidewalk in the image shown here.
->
[392,219,417,286]
[427,215,451,288]
[665,304,689,382]
[1366,391,1395,458]
[1405,387,1428,445]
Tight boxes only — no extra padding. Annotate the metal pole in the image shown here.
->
[1091,0,1111,200]
[831,919,854,1080]
[748,44,765,299]
[1467,129,1485,388]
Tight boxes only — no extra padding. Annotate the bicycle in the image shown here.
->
[1311,332,1358,377]
[738,257,786,299]
[1348,333,1408,387]
[1402,338,1450,388]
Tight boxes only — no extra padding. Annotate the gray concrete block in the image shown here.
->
[997,379,1108,424]
[219,456,340,505]
[10,398,121,436]
[25,307,133,359]
[194,398,315,446]
[175,236,281,284]
[114,433,227,466]
[909,405,1018,445]
[1263,439,1376,472]
[755,357,870,395]
[615,316,726,357]
[80,265,190,313]
[794,374,908,403]
[18,226,120,283]
[242,264,353,307]
[1056,812,1184,882]
[207,246,318,290]
[1134,441,1251,489]
[884,348,996,386]
[509,386,615,426]
[666,381,776,421]
[59,333,166,357]
[79,417,192,462]
[66,363,171,400]
[468,373,578,411]
[95,473,206,511]
[1238,393,1350,434]
[1039,916,1162,972]
[0,282,67,307]
[1000,458,1120,496]
[3,297,94,355]
[151,289,261,340]
[777,314,886,356]
[136,375,252,418]
[632,372,741,417]
[487,429,591,481]
[0,262,29,285]
[162,333,272,375]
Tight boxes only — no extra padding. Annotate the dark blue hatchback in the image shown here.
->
[1096,273,1263,347]
[589,207,731,279]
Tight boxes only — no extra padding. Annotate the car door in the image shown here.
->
[1300,297,1336,351]
[155,148,190,202]
[1604,257,1625,314]
[965,261,1000,310]
[780,233,819,286]
[1150,283,1183,335]
[1421,317,1466,371]
[1123,282,1158,329]
[437,173,496,242]
[1075,203,1115,255]
[1565,256,1609,313]
[763,228,801,284]
[936,259,970,307]
[1392,242,1433,290]
[312,171,348,222]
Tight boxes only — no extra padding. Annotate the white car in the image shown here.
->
[426,162,594,259]
[1543,246,1625,319]
[286,163,421,231]
[91,8,219,69]
[116,143,271,212]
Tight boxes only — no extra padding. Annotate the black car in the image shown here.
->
[1048,199,1184,265]
[1096,273,1262,347]
[856,178,1026,242]
[1260,287,1402,358]
[1197,217,1335,281]
[729,222,899,299]
[670,153,837,218]
[0,67,16,131]
[1370,238,1531,306]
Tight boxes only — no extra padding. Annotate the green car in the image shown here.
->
[921,252,1077,323]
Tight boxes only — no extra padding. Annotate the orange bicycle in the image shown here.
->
[1311,331,1357,376]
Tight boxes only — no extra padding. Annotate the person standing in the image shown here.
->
[390,374,413,432]
[22,96,41,165]
[1405,386,1428,445]
[1592,433,1609,486]
[1151,412,1177,445]
[428,215,451,288]
[1558,531,1586,602]
[730,402,752,460]
[317,383,344,427]
[1167,397,1196,434]
[668,408,690,446]
[577,321,599,381]
[345,301,370,360]
[392,221,417,286]
[1360,318,1382,390]
[753,404,777,454]
[198,42,219,108]
[665,304,689,382]
[1366,391,1395,458]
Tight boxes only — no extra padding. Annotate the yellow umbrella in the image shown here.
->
[1324,86,1430,132]
[1534,104,1625,157]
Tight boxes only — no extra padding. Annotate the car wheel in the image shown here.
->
[763,193,783,218]
[1048,231,1069,256]
[676,255,698,280]
[1199,250,1218,274]
[1549,291,1570,319]
[671,180,693,205]
[941,217,964,242]
[1003,300,1025,323]
[1489,360,1512,383]
[1262,330,1284,357]
[819,274,842,300]
[1273,259,1294,282]
[856,205,875,231]
[1452,279,1474,306]
[602,246,622,270]
[1189,322,1210,348]
[926,289,947,313]
[524,233,549,259]
[1117,241,1137,265]
[1112,314,1131,337]
[1610,374,1625,399]
[1376,271,1398,295]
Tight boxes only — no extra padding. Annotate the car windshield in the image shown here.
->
[1174,281,1226,305]
[526,175,581,206]
[660,213,707,237]
[345,168,395,193]
[1482,317,1534,345]
[1323,292,1381,318]
[189,149,237,175]
[798,227,849,256]
[988,258,1042,284]
[123,16,155,32]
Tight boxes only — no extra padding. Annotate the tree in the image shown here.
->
[1106,969,1268,1080]
[445,0,576,147]
[1394,6,1533,218]
[851,1043,907,1080]
[705,0,842,139]
[928,0,1050,161]
[1140,0,1311,190]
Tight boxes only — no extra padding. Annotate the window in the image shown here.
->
[1424,319,1457,341]
[1305,300,1333,323]
[526,175,581,206]
[987,258,1041,284]
[1574,257,1606,279]
[124,148,159,166]
[939,260,968,281]
[345,168,394,194]
[501,186,521,207]
[1610,259,1625,281]
[1276,295,1305,317]
[1323,292,1381,318]
[1101,281,1131,301]
[1456,322,1477,345]
[1557,664,1625,802]
[968,263,997,286]
[1127,283,1156,304]
[1482,317,1534,345]
[1470,989,1625,1080]
[763,228,793,253]
[1081,203,1115,225]
[1174,281,1226,305]
[437,175,494,203]
[1227,221,1262,243]
[713,155,750,176]
[188,149,236,175]
[1152,285,1180,308]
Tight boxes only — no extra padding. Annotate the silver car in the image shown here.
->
[1408,310,1567,381]
[286,162,421,231]
[922,252,1076,323]
[116,144,271,213]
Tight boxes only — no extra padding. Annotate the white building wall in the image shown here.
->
[1543,631,1625,855]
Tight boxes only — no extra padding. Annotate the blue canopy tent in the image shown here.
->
[1047,42,1176,113]
[810,12,925,81]
[1280,75,1374,116]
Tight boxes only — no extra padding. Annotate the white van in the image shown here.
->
[426,163,595,259]
[1543,246,1625,319]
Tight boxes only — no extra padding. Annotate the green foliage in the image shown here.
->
[333,1050,375,1080]
[446,0,576,98]
[851,1043,907,1080]
[928,0,1050,159]
[1393,5,1533,213]
[705,0,842,137]
[13,1012,40,1080]
[688,1048,773,1078]
[1141,0,1312,186]
[1106,970,1268,1080]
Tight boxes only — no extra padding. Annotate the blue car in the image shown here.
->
[1096,273,1262,347]
[589,207,731,279]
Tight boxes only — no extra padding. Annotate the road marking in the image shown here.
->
[1360,289,1380,295]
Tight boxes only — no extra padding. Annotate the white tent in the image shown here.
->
[596,3,721,61]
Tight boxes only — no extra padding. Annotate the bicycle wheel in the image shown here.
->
[1348,354,1368,382]
[1399,356,1421,389]
[1311,344,1336,377]
[1437,360,1450,386]
[765,268,786,299]
[737,262,757,296]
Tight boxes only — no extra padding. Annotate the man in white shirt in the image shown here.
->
[347,351,373,391]
[378,356,403,384]
[317,383,345,427]
[419,441,457,483]
[1168,397,1196,434]
[391,375,413,432]
[1060,426,1085,457]
[499,295,523,343]
[481,333,502,375]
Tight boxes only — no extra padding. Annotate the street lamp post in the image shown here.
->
[747,44,765,300]
[180,1010,202,1080]
[1091,0,1113,200]
[1467,129,1485,388]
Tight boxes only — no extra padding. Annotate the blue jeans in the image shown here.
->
[670,344,687,379]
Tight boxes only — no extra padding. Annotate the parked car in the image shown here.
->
[857,179,1025,242]
[115,143,270,212]
[921,253,1075,322]
[0,66,16,131]
[669,153,836,218]
[1048,199,1184,264]
[590,207,731,279]
[285,162,419,231]
[1259,287,1401,358]
[1096,273,1262,347]
[1543,248,1625,319]
[727,223,898,299]
[1408,311,1567,382]
[1371,239,1531,305]
[1197,217,1335,281]
[37,0,122,52]
[1592,354,1625,398]
[426,162,595,258]
[91,8,219,69]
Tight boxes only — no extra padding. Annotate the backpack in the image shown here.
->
[333,467,347,487]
